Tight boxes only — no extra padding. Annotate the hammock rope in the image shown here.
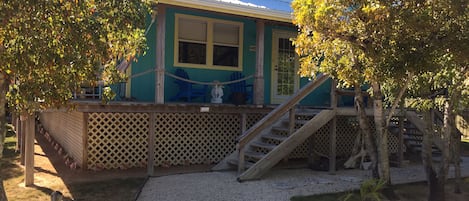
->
[129,68,253,86]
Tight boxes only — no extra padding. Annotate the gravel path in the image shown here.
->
[137,157,469,201]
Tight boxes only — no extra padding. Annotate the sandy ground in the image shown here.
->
[137,157,469,201]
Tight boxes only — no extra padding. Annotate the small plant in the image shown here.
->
[341,179,386,201]
[102,86,116,104]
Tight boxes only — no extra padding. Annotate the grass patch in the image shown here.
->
[291,192,350,201]
[291,179,469,201]
[67,178,145,201]
[0,129,22,181]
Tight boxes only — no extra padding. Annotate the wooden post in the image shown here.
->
[237,145,245,175]
[397,103,405,167]
[20,119,25,165]
[155,5,166,104]
[82,113,89,170]
[147,113,156,176]
[329,79,338,174]
[253,20,265,105]
[240,113,247,135]
[24,115,35,186]
[288,108,295,136]
[330,80,338,109]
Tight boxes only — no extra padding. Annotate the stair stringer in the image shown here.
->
[212,113,290,171]
[238,110,336,181]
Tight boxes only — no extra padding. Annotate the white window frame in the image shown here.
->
[174,14,244,71]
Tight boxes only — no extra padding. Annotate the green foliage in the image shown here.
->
[102,86,116,104]
[0,0,151,114]
[292,0,468,113]
[341,179,386,201]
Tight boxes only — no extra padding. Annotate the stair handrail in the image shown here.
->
[237,74,329,148]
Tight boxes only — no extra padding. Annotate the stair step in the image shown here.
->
[295,108,322,115]
[272,126,290,133]
[262,133,288,142]
[228,159,254,168]
[409,146,441,153]
[281,119,309,126]
[404,138,424,142]
[404,133,424,138]
[251,141,277,151]
[245,150,266,160]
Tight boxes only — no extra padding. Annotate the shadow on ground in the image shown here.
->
[34,130,147,201]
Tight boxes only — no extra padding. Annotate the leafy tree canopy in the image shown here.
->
[0,0,152,113]
[292,0,447,87]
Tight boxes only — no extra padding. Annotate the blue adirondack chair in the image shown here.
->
[228,72,253,104]
[170,69,208,102]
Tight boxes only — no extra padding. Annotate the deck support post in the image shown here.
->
[240,113,247,134]
[23,114,35,186]
[147,113,156,176]
[155,5,166,104]
[82,113,89,170]
[237,145,245,175]
[253,20,265,106]
[397,102,405,167]
[288,108,296,136]
[329,80,338,174]
[17,117,25,165]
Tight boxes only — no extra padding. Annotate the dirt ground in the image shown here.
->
[3,130,147,201]
[4,129,469,201]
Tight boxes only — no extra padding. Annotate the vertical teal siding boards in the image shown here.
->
[163,7,257,103]
[131,15,157,102]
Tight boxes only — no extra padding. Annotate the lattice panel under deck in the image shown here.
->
[153,113,241,167]
[310,116,399,159]
[247,113,268,129]
[87,113,149,170]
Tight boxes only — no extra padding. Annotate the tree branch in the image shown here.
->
[385,71,414,126]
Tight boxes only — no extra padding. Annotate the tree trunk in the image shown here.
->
[0,72,7,160]
[439,100,451,180]
[422,111,443,201]
[0,73,8,201]
[0,179,7,201]
[354,83,379,178]
[452,127,461,194]
[371,81,390,184]
[450,93,462,194]
[424,98,453,201]
[427,167,445,201]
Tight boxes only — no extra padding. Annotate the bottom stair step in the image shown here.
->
[245,150,266,160]
[251,141,277,151]
[228,159,254,169]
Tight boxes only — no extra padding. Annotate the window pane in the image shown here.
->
[213,23,239,45]
[179,42,206,64]
[213,45,238,67]
[179,18,207,42]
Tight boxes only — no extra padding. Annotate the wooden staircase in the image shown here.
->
[213,75,333,181]
[404,111,444,153]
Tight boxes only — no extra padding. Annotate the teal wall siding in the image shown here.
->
[130,8,331,106]
[163,7,257,103]
[263,25,273,104]
[131,15,156,102]
[299,77,332,107]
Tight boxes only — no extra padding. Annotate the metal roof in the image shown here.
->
[216,0,293,13]
[158,0,294,23]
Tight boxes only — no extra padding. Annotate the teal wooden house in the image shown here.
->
[126,0,332,106]
[37,0,412,181]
